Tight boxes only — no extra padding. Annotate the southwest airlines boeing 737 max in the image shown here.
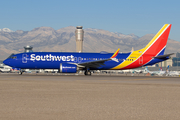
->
[3,24,173,75]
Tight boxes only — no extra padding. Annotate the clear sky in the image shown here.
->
[1,0,180,41]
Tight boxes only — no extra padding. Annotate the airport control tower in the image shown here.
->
[24,45,33,53]
[75,26,84,52]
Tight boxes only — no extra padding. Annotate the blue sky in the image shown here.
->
[1,0,180,41]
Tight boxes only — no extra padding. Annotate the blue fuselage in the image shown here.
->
[3,52,167,70]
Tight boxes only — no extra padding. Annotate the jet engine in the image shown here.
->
[59,63,77,73]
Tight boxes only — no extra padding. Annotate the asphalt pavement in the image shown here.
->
[0,73,180,120]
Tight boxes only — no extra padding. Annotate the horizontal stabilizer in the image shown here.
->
[153,53,174,59]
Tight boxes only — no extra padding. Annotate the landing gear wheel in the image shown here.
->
[89,71,91,75]
[84,70,91,76]
[18,71,23,75]
[84,71,87,75]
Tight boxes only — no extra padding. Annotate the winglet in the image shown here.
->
[111,48,120,58]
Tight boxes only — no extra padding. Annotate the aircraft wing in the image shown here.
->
[71,48,120,68]
[78,58,111,68]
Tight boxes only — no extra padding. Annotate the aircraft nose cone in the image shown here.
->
[3,59,11,66]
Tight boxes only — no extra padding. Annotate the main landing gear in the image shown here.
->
[84,70,91,76]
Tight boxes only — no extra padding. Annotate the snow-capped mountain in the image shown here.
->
[0,28,13,32]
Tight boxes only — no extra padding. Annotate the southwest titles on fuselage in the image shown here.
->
[30,54,75,62]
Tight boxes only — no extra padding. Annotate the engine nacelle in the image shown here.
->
[59,63,77,73]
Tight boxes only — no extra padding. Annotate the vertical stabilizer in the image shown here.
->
[111,24,172,70]
[143,24,171,56]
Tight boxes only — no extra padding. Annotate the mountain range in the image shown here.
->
[0,26,180,60]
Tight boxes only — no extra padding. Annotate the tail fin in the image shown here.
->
[166,65,170,72]
[111,24,172,70]
[142,24,171,56]
[144,66,149,73]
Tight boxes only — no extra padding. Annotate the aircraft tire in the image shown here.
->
[84,71,91,76]
[85,71,92,76]
[89,71,91,75]
[18,71,23,75]
[84,71,87,75]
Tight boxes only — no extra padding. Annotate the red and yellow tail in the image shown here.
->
[112,24,172,70]
[141,24,171,56]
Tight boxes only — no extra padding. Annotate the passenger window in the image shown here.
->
[74,57,77,61]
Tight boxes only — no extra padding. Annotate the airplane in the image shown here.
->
[167,71,180,76]
[144,65,180,76]
[144,66,167,76]
[132,69,143,74]
[165,66,180,76]
[3,24,173,75]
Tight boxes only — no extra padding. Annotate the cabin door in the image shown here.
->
[139,56,143,65]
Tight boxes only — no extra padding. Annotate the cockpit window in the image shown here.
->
[7,54,17,59]
[11,56,17,59]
